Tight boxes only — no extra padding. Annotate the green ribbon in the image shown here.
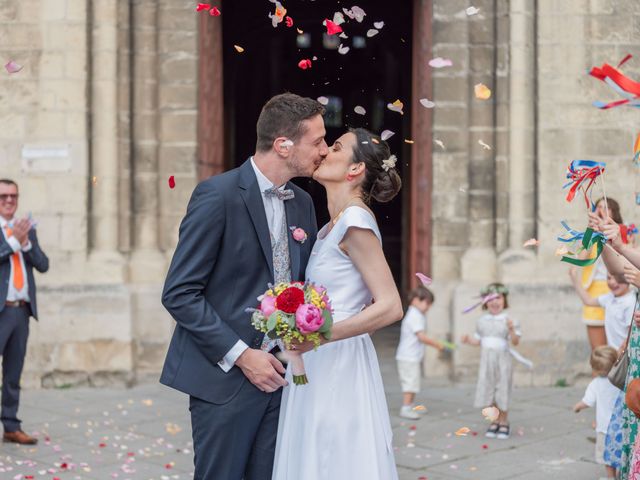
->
[560,227,606,266]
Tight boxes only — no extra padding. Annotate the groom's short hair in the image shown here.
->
[256,93,325,152]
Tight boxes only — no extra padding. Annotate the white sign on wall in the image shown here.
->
[21,145,72,173]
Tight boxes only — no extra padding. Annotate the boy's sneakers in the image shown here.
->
[496,424,510,440]
[399,405,421,420]
[485,423,499,438]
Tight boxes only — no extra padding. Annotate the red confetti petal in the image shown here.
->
[165,463,173,469]
[196,3,210,11]
[127,451,135,456]
[168,175,176,188]
[99,442,107,448]
[285,16,294,27]
[482,444,489,449]
[325,19,343,35]
[297,59,312,70]
[210,6,220,16]
[60,463,68,469]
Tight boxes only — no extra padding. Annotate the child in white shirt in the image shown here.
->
[574,345,619,478]
[395,286,444,420]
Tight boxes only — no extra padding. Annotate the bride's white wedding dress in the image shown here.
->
[272,206,398,480]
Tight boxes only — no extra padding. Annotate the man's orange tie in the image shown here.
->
[5,226,24,290]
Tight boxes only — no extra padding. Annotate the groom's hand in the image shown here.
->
[235,349,288,393]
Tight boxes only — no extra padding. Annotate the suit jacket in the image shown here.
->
[0,228,49,319]
[160,159,318,404]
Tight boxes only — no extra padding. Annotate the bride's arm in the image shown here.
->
[330,227,404,342]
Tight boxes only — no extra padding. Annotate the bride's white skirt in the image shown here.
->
[272,333,398,480]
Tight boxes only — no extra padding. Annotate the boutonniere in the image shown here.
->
[289,226,308,244]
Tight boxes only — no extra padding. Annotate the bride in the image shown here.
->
[272,128,403,479]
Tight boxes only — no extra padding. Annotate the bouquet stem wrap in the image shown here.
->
[286,350,308,385]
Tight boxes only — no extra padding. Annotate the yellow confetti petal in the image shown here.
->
[404,139,414,144]
[474,83,492,100]
[455,427,471,436]
[234,45,244,53]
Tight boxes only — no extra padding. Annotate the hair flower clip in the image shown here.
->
[381,154,397,172]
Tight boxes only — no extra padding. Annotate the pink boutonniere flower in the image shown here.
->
[289,226,308,244]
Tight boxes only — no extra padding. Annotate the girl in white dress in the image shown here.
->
[272,128,403,480]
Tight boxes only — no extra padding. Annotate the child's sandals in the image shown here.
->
[496,424,510,440]
[485,423,499,438]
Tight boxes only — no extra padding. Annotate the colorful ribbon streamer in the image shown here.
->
[634,133,640,165]
[589,56,640,109]
[557,222,607,266]
[563,160,606,210]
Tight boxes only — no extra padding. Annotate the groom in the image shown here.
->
[161,93,327,479]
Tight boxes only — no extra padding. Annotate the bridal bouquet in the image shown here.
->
[249,282,333,385]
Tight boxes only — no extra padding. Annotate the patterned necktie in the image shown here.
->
[263,186,295,201]
[4,226,24,290]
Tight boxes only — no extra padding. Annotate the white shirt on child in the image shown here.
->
[581,376,619,433]
[396,306,427,362]
[597,291,636,350]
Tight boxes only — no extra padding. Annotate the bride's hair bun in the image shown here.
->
[349,128,401,204]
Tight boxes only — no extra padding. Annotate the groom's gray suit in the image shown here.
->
[161,158,317,479]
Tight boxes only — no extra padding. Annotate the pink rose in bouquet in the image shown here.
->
[295,304,323,334]
[260,295,277,317]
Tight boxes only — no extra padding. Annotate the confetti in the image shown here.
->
[482,406,499,422]
[474,83,492,100]
[415,272,432,286]
[332,12,346,25]
[281,139,293,148]
[285,16,293,27]
[339,32,349,39]
[455,427,471,436]
[428,57,452,68]
[298,59,312,70]
[366,29,379,38]
[555,246,570,256]
[381,129,395,141]
[434,139,445,149]
[343,6,366,22]
[92,176,98,186]
[482,444,489,449]
[195,3,210,12]
[168,176,176,189]
[523,238,540,247]
[324,19,343,35]
[413,405,427,412]
[234,45,244,53]
[317,96,329,105]
[386,99,404,115]
[404,139,414,144]
[478,139,491,150]
[634,132,640,164]
[419,98,435,108]
[338,44,350,55]
[209,6,221,16]
[466,6,480,15]
[268,1,287,28]
[296,28,304,34]
[354,106,366,115]
[5,60,23,74]
[373,21,385,29]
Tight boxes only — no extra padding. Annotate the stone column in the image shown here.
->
[89,0,125,280]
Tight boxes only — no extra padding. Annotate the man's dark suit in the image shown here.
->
[161,159,318,479]
[0,227,49,432]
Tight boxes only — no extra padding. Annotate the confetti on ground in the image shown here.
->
[210,6,220,16]
[381,129,395,141]
[317,96,329,105]
[455,427,471,436]
[234,45,244,53]
[324,19,343,35]
[478,139,491,150]
[474,83,492,100]
[298,59,312,70]
[523,238,540,247]
[168,176,176,189]
[5,60,23,74]
[466,6,480,15]
[413,405,427,412]
[366,29,379,37]
[354,106,366,115]
[482,406,499,422]
[419,98,435,108]
[387,99,404,114]
[429,57,452,68]
[415,272,432,286]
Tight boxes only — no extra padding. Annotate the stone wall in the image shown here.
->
[428,0,640,385]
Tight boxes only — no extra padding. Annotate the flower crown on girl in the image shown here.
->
[480,283,509,297]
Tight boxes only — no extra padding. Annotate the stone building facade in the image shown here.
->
[0,0,638,387]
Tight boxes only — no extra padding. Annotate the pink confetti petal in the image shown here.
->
[354,106,366,115]
[324,19,343,35]
[5,60,23,74]
[380,129,395,141]
[419,98,435,108]
[168,176,176,189]
[428,57,453,68]
[196,3,210,12]
[523,238,540,247]
[298,59,312,70]
[415,272,432,286]
[209,6,221,16]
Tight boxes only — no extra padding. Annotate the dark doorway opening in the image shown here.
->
[221,0,413,284]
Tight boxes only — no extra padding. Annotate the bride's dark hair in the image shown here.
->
[349,128,402,204]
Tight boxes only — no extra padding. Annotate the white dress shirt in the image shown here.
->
[0,216,31,302]
[217,158,287,372]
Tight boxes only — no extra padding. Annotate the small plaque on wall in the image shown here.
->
[21,145,72,172]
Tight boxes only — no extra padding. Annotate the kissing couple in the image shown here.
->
[161,93,403,479]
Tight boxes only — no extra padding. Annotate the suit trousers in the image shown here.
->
[0,305,29,432]
[190,377,282,480]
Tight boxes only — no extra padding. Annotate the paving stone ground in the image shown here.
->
[2,330,603,480]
